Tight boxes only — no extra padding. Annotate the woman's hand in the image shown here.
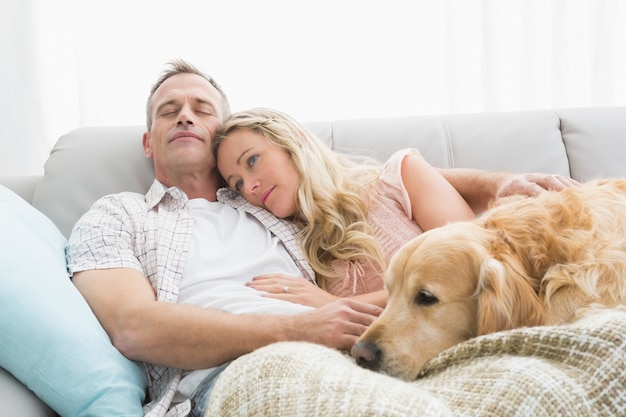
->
[246,274,340,308]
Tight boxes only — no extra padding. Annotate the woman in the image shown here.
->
[213,108,475,308]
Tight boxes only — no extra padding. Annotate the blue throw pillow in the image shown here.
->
[0,185,147,417]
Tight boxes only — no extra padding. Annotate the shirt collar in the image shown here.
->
[145,179,188,210]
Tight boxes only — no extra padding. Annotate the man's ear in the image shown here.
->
[142,131,153,158]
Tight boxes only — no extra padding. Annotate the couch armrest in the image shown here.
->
[0,368,58,417]
[0,175,40,204]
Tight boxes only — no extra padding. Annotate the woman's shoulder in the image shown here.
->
[385,148,424,166]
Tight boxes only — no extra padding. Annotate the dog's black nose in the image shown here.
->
[351,341,382,371]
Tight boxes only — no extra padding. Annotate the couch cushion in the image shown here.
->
[0,185,147,416]
[31,126,154,238]
[329,110,572,176]
[0,368,56,417]
[558,107,626,181]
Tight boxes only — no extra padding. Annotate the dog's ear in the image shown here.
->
[476,254,545,336]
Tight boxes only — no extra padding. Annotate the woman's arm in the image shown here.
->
[438,168,578,214]
[247,274,387,308]
[401,153,475,230]
[347,289,387,308]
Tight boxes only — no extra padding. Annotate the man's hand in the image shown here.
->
[441,168,580,214]
[74,267,382,369]
[496,173,579,199]
[290,298,383,351]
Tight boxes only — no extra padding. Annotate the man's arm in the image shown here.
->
[72,268,381,370]
[439,168,578,214]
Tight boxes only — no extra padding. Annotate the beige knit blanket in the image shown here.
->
[206,307,626,416]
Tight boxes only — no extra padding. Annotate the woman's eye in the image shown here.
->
[247,155,258,167]
[234,179,243,191]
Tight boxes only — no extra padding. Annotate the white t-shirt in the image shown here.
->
[177,199,313,397]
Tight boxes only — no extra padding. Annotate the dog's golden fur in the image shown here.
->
[353,178,626,380]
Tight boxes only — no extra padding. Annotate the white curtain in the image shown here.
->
[2,0,625,176]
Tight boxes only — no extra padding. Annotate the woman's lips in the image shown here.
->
[261,186,275,205]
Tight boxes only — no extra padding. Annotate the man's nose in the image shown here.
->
[176,107,195,126]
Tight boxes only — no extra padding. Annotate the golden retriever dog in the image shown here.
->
[352,178,626,381]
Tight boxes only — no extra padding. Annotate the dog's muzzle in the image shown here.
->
[351,341,382,371]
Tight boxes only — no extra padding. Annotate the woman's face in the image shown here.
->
[217,128,300,218]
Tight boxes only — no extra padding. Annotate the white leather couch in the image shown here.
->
[1,106,625,416]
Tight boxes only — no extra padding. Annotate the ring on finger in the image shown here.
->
[283,285,289,294]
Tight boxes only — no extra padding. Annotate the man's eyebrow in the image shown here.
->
[190,97,219,113]
[155,97,216,114]
[154,99,178,114]
[195,97,216,107]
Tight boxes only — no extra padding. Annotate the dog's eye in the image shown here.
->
[415,289,439,306]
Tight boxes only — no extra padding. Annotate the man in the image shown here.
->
[67,59,574,416]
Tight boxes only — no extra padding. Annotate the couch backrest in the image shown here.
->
[31,126,153,238]
[29,106,626,238]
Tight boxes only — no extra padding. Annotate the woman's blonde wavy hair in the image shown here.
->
[213,108,385,288]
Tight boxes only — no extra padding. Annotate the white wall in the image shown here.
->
[1,0,625,175]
